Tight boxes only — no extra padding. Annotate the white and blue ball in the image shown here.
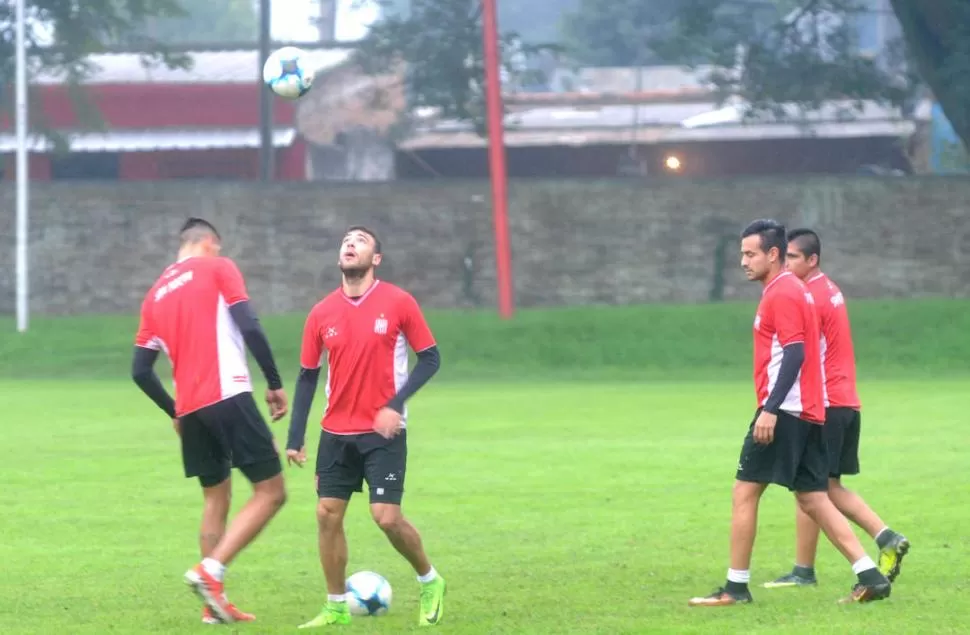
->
[262,46,315,100]
[345,571,392,616]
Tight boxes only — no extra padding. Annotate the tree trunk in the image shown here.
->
[889,0,970,149]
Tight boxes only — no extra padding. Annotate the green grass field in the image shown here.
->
[1,300,968,634]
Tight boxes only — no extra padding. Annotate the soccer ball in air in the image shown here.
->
[262,46,315,100]
[345,571,393,616]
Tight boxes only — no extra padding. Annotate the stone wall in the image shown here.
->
[1,176,968,315]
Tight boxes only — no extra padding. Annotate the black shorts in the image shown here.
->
[824,407,861,478]
[735,408,828,492]
[315,430,407,504]
[179,392,282,488]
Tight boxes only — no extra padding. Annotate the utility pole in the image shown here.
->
[258,0,274,181]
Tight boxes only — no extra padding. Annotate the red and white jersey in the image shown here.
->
[135,256,253,416]
[806,272,861,410]
[752,271,825,423]
[300,280,436,435]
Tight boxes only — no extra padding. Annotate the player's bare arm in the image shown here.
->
[755,342,805,444]
[131,345,177,424]
[227,300,287,420]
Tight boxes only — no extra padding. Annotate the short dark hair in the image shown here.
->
[741,218,787,260]
[787,227,821,263]
[179,217,220,244]
[345,225,382,254]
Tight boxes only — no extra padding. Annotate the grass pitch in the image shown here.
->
[2,300,967,633]
[1,378,967,634]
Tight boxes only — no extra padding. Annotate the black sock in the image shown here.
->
[875,528,897,550]
[725,580,749,595]
[793,565,816,579]
[857,567,886,586]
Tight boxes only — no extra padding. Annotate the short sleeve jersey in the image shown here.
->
[806,272,861,410]
[300,280,436,435]
[134,256,253,416]
[753,271,825,423]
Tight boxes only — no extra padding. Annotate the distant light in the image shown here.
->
[664,155,682,171]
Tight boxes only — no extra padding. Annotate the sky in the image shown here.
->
[20,0,379,48]
[271,0,380,42]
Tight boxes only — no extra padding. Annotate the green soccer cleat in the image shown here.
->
[298,601,351,628]
[418,576,447,626]
[878,533,911,582]
[763,571,818,589]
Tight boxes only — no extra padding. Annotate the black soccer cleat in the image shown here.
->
[763,571,818,588]
[688,586,754,607]
[838,581,891,604]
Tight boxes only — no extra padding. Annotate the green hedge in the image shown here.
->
[1,299,967,381]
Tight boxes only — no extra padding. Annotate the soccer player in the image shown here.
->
[688,219,891,607]
[762,228,910,589]
[286,226,446,628]
[131,218,289,625]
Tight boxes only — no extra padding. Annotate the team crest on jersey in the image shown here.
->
[325,326,338,339]
[374,315,388,335]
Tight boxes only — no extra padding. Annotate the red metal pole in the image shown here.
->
[481,0,514,318]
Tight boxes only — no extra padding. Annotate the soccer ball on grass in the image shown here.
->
[262,46,315,100]
[345,570,393,616]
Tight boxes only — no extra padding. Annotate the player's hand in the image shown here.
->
[265,388,288,421]
[753,410,778,445]
[172,418,181,436]
[286,447,307,468]
[373,407,402,439]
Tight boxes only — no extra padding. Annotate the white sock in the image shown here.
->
[851,556,877,574]
[726,568,751,584]
[327,594,346,603]
[417,566,437,583]
[874,527,890,541]
[201,557,225,582]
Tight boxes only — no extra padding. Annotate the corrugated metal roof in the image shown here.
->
[423,102,720,132]
[33,49,353,85]
[419,99,920,134]
[399,120,916,150]
[403,98,922,148]
[548,65,718,94]
[0,127,297,152]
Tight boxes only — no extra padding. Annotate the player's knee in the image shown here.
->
[270,484,287,509]
[731,480,762,508]
[203,490,232,516]
[371,505,403,533]
[254,473,287,509]
[795,490,825,515]
[316,498,346,529]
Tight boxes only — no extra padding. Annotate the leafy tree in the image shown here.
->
[352,0,560,136]
[0,0,190,148]
[656,0,970,150]
[559,0,797,67]
[888,0,970,150]
[560,0,683,67]
[499,0,578,45]
[137,0,258,44]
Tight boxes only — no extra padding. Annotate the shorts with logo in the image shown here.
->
[316,429,407,504]
[824,406,861,478]
[736,408,828,492]
[179,392,282,487]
